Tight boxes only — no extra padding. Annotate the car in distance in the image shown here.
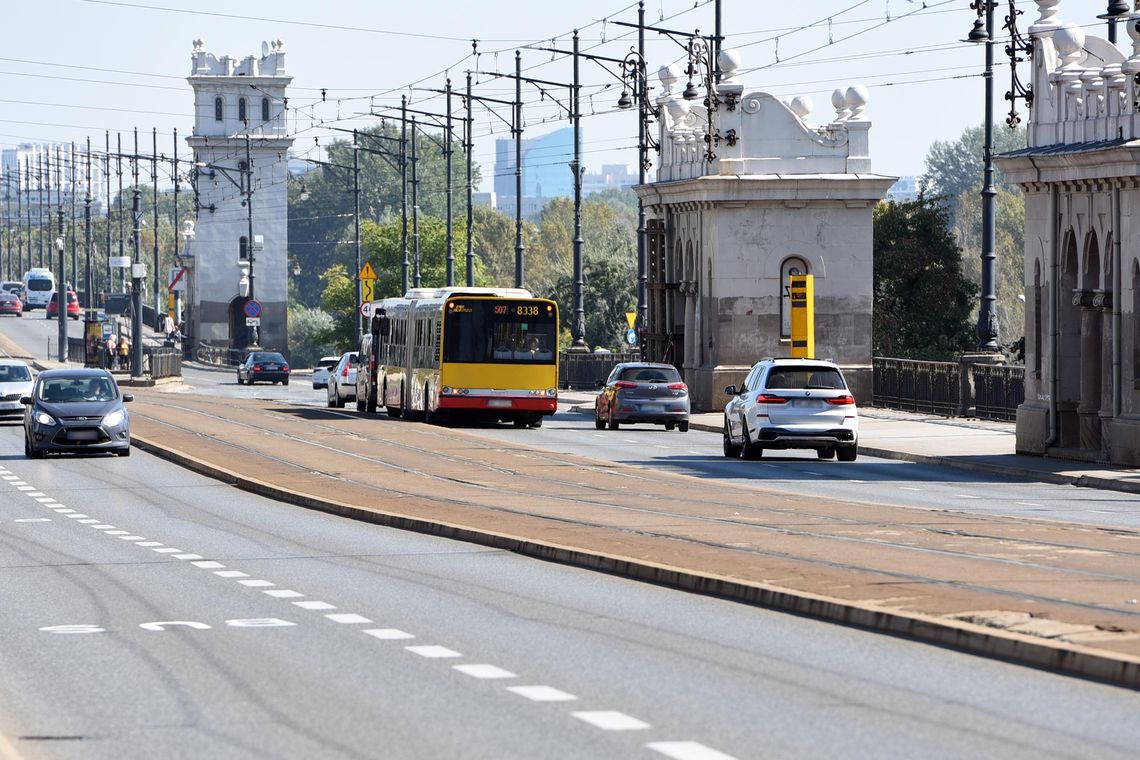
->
[311,355,339,389]
[22,368,132,458]
[237,351,290,386]
[46,290,80,320]
[722,358,858,461]
[594,362,690,431]
[0,291,23,317]
[0,360,35,417]
[1,281,24,300]
[327,351,358,408]
[22,268,56,310]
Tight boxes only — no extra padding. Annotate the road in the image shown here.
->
[1,419,1139,759]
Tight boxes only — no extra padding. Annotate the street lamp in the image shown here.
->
[967,1,1000,354]
[54,228,66,362]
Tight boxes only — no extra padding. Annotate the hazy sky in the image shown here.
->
[0,1,1122,189]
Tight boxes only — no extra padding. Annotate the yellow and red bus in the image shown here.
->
[358,287,559,427]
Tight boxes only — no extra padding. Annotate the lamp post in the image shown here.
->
[130,188,144,377]
[968,1,1000,353]
[54,217,66,363]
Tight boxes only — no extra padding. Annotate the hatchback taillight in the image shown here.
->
[827,394,855,406]
[667,382,687,391]
[756,393,788,404]
[342,365,349,377]
[614,380,637,389]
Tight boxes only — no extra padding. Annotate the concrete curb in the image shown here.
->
[130,430,1140,689]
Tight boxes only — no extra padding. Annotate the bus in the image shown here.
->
[358,287,559,427]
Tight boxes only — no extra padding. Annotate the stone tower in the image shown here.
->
[184,39,293,354]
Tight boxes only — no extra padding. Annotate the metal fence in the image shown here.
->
[145,346,182,379]
[873,357,1023,421]
[559,351,641,390]
[196,342,244,366]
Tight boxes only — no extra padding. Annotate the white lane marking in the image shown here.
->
[292,601,336,610]
[153,547,183,554]
[214,570,249,578]
[52,508,75,513]
[572,711,651,731]
[30,494,50,499]
[655,445,669,449]
[64,514,90,519]
[15,485,32,490]
[14,518,51,523]
[1,475,18,480]
[118,536,147,541]
[624,439,637,444]
[363,628,414,640]
[91,524,116,530]
[849,479,867,483]
[191,560,225,569]
[953,494,980,500]
[453,664,516,679]
[899,486,921,491]
[325,613,372,624]
[263,589,304,598]
[237,580,275,588]
[647,741,739,760]
[136,542,164,547]
[1016,502,1044,507]
[507,686,577,702]
[104,530,130,535]
[76,519,101,524]
[406,645,462,658]
[174,554,204,560]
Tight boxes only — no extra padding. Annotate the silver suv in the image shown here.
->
[722,358,859,461]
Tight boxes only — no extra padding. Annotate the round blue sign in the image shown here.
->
[243,299,262,318]
[626,328,637,345]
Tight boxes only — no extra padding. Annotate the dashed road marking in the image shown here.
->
[363,628,414,640]
[325,613,372,624]
[76,519,101,524]
[1016,501,1044,507]
[953,494,979,500]
[899,486,921,491]
[14,518,51,523]
[572,711,650,731]
[263,589,304,598]
[104,530,130,535]
[406,645,462,658]
[118,536,147,541]
[91,524,116,529]
[647,741,739,760]
[191,560,225,569]
[507,685,577,702]
[136,542,164,547]
[237,580,275,588]
[64,514,90,519]
[153,547,183,553]
[215,570,249,578]
[453,664,516,679]
[174,554,203,560]
[293,600,336,610]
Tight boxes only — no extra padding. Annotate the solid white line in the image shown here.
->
[362,628,414,640]
[453,664,517,679]
[571,711,650,731]
[1016,502,1044,507]
[647,741,739,760]
[292,600,336,610]
[263,589,304,598]
[214,570,249,578]
[506,685,577,702]
[238,580,275,587]
[405,645,461,658]
[191,560,225,569]
[325,613,372,624]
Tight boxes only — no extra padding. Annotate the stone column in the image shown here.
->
[1074,289,1102,450]
[1095,289,1114,455]
[683,281,696,370]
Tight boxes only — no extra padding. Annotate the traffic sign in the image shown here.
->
[625,311,637,330]
[359,303,370,318]
[245,317,261,326]
[362,278,375,303]
[626,328,637,345]
[243,299,262,318]
[168,267,187,293]
[359,261,377,280]
[109,256,131,268]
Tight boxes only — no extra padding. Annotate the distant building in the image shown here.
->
[583,164,636,196]
[885,175,919,203]
[1,143,105,226]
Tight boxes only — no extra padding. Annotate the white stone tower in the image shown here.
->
[185,39,293,354]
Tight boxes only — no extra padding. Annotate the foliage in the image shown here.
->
[470,204,541,290]
[873,194,977,360]
[318,264,360,351]
[287,304,336,367]
[360,215,483,298]
[921,124,1027,207]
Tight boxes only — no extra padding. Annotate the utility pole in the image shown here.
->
[514,50,525,289]
[84,138,92,312]
[130,187,143,377]
[152,128,160,329]
[353,129,362,342]
[56,209,66,362]
[465,71,475,287]
[172,128,180,325]
[105,131,112,296]
[411,117,421,288]
[571,30,585,349]
[245,133,256,346]
[445,79,455,286]
[117,133,126,293]
[401,95,409,294]
[69,144,77,298]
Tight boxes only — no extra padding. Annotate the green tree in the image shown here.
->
[873,194,977,360]
[360,215,483,299]
[287,304,336,367]
[922,124,1027,206]
[318,264,358,351]
[470,204,541,290]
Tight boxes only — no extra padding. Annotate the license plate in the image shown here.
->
[487,399,512,408]
[68,430,99,441]
[639,403,663,413]
[793,399,823,408]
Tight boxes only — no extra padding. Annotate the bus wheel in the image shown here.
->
[384,383,400,418]
[512,418,527,428]
[366,389,378,414]
[424,385,438,425]
[527,416,543,429]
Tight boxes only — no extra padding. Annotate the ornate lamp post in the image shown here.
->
[968,1,1000,353]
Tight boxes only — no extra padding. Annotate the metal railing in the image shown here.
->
[559,351,641,390]
[973,362,1024,421]
[873,356,1023,421]
[145,346,182,379]
[196,341,244,366]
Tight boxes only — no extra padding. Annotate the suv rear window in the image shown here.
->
[253,352,286,363]
[620,366,681,383]
[765,367,845,390]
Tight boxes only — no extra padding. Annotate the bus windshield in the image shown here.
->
[442,299,557,364]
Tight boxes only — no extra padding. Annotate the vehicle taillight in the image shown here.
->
[282,364,290,372]
[757,393,788,404]
[252,364,262,371]
[827,394,855,406]
[614,380,637,389]
[667,382,687,390]
[342,365,349,377]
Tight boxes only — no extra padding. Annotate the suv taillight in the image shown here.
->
[827,394,855,406]
[756,393,788,404]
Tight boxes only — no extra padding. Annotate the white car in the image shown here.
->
[722,358,859,461]
[311,355,339,389]
[327,351,358,408]
[0,359,35,417]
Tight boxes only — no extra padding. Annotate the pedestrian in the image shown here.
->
[117,335,130,370]
[163,314,176,340]
[105,335,116,369]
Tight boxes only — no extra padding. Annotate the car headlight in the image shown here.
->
[34,410,57,426]
[103,409,126,427]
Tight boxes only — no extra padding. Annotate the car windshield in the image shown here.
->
[765,367,846,390]
[252,353,285,363]
[0,365,32,382]
[317,358,338,368]
[619,366,680,383]
[39,377,117,403]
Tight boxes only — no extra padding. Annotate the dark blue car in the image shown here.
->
[23,369,133,458]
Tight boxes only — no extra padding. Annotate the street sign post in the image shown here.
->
[243,299,262,319]
[245,317,261,327]
[168,267,187,293]
[359,262,377,306]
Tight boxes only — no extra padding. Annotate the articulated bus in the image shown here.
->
[357,287,559,427]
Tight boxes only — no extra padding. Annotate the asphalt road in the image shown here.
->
[2,418,1139,760]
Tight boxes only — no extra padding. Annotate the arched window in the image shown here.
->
[238,97,247,123]
[261,97,270,123]
[214,96,223,121]
[239,236,249,260]
[780,257,809,338]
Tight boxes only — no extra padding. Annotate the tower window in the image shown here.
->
[261,97,270,123]
[239,236,249,260]
[214,96,223,121]
[238,97,247,123]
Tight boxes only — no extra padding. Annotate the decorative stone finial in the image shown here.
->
[659,64,680,97]
[1054,22,1086,70]
[193,38,205,52]
[845,85,869,120]
[831,89,850,122]
[718,49,743,94]
[1125,12,1140,75]
[789,95,813,121]
[1029,0,1062,34]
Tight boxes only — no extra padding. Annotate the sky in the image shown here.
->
[0,1,1125,192]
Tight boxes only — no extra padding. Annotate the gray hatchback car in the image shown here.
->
[23,368,133,458]
[594,361,690,431]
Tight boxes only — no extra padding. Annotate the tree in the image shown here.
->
[360,215,483,299]
[873,194,977,360]
[287,304,336,368]
[318,264,358,351]
[922,124,1027,207]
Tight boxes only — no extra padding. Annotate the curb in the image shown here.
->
[130,430,1140,690]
